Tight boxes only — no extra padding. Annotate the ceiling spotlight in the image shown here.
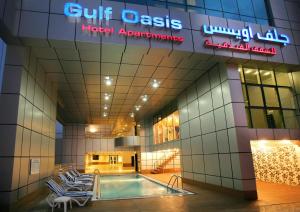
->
[152,79,160,88]
[104,105,108,110]
[135,105,141,111]
[104,93,110,100]
[105,76,112,86]
[103,112,107,117]
[141,95,148,102]
[130,112,135,118]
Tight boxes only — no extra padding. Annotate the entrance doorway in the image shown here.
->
[109,155,118,165]
[250,140,300,203]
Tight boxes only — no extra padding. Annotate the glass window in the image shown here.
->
[251,109,268,128]
[204,0,222,10]
[244,68,260,84]
[252,0,268,19]
[237,0,254,16]
[153,111,179,144]
[275,72,291,86]
[168,0,185,3]
[187,0,204,7]
[248,86,264,106]
[240,16,256,23]
[260,70,275,85]
[278,88,295,109]
[147,0,167,8]
[242,85,248,105]
[224,13,241,20]
[256,18,269,25]
[221,0,238,13]
[283,110,299,128]
[206,9,223,17]
[245,108,252,127]
[266,109,284,128]
[168,3,186,11]
[188,6,205,14]
[263,87,279,107]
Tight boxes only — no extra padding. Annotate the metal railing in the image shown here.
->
[167,174,183,189]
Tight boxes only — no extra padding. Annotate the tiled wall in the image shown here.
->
[59,125,116,171]
[0,45,57,204]
[139,63,257,194]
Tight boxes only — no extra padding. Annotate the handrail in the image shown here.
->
[167,174,179,188]
[167,174,183,189]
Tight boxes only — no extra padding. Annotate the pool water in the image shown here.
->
[99,174,187,200]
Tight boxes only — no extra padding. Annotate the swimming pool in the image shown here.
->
[93,174,192,200]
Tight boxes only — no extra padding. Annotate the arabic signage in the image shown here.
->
[202,25,290,56]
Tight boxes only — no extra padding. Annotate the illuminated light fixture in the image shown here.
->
[245,69,252,74]
[135,105,141,111]
[141,95,148,102]
[130,112,135,118]
[103,112,108,117]
[104,93,110,100]
[263,72,271,76]
[89,126,97,133]
[104,105,108,110]
[152,79,160,88]
[104,76,112,86]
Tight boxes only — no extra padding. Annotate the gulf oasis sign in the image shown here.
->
[202,25,290,56]
[64,2,184,43]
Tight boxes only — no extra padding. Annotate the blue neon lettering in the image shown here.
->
[64,2,82,17]
[122,9,139,24]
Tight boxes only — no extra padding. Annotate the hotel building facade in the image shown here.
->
[0,0,300,205]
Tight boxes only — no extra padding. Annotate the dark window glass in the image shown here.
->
[168,3,186,11]
[187,0,204,7]
[188,6,205,14]
[224,13,241,20]
[252,0,268,19]
[240,16,256,23]
[206,9,223,17]
[221,0,238,13]
[266,109,284,128]
[204,0,222,10]
[251,109,268,128]
[168,0,185,3]
[126,0,147,4]
[236,0,254,16]
[263,87,279,107]
[256,18,268,25]
[147,0,167,8]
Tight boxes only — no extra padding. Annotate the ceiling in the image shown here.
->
[33,43,216,128]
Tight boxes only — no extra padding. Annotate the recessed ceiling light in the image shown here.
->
[105,76,112,86]
[104,93,110,100]
[103,112,107,117]
[130,112,135,118]
[135,105,141,111]
[152,79,160,88]
[141,95,148,102]
[104,105,108,110]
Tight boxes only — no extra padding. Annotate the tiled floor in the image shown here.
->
[13,174,300,212]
